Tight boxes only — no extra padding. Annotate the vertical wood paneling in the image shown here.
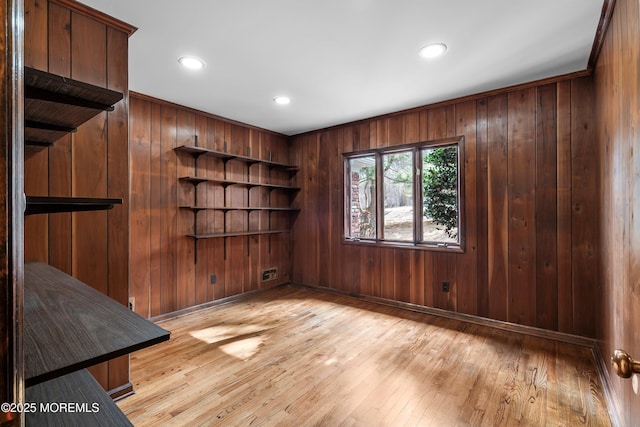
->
[24,0,49,263]
[149,104,162,316]
[486,94,509,322]
[71,12,107,288]
[318,130,332,288]
[381,247,395,300]
[130,97,151,318]
[535,84,558,331]
[394,249,411,303]
[570,77,597,338]
[159,106,177,313]
[307,135,320,285]
[475,99,489,318]
[129,95,294,317]
[556,81,573,334]
[292,73,599,338]
[25,1,134,394]
[329,127,344,292]
[507,89,537,327]
[47,3,71,274]
[70,12,109,389]
[194,115,209,303]
[211,120,226,301]
[176,110,195,309]
[106,26,130,393]
[225,123,245,297]
[24,0,47,67]
[247,130,260,292]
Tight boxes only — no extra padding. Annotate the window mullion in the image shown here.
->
[344,158,352,238]
[414,148,423,244]
[376,153,384,241]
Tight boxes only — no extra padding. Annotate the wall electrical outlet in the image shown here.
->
[262,268,278,282]
[210,274,217,285]
[442,281,450,292]
[128,297,136,312]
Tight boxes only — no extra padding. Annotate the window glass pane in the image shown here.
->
[422,145,459,244]
[348,156,376,239]
[383,152,414,241]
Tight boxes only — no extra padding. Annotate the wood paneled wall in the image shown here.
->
[593,0,640,423]
[129,94,293,319]
[23,0,133,395]
[290,77,598,338]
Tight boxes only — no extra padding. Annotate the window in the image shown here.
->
[348,155,376,239]
[344,137,464,251]
[383,151,414,241]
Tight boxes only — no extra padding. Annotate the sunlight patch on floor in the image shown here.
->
[189,324,269,360]
[219,336,265,360]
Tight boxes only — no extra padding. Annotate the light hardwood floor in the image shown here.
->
[117,286,612,426]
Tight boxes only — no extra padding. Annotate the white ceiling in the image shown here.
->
[79,0,604,136]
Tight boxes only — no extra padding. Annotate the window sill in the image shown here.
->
[342,238,464,253]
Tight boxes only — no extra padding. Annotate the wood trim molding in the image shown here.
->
[292,69,592,138]
[108,382,134,401]
[130,91,289,138]
[148,282,284,323]
[49,0,137,36]
[290,282,597,348]
[592,344,623,427]
[162,278,601,349]
[588,0,617,70]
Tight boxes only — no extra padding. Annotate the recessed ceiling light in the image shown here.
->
[273,96,291,105]
[418,43,447,59]
[178,56,206,70]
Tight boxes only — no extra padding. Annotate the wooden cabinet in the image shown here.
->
[175,143,299,244]
[22,68,169,425]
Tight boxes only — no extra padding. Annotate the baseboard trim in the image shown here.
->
[289,282,596,348]
[109,382,134,401]
[592,344,623,427]
[149,282,286,324]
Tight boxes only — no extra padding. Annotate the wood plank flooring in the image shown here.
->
[117,286,611,426]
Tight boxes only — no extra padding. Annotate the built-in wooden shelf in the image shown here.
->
[25,369,132,427]
[179,205,300,213]
[186,230,291,240]
[176,143,299,261]
[25,196,123,215]
[179,176,300,191]
[174,145,299,171]
[24,262,170,387]
[24,67,123,148]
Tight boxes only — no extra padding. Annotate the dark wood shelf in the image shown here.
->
[24,67,123,147]
[25,196,123,215]
[176,145,299,261]
[25,369,132,427]
[179,176,300,191]
[180,205,300,213]
[186,229,291,239]
[174,145,298,171]
[24,262,170,387]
